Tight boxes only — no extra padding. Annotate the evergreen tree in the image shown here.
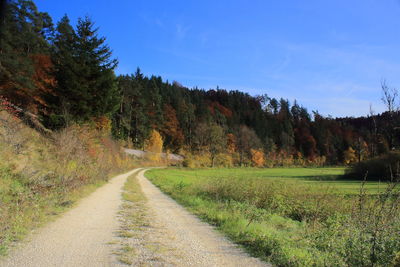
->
[145,76,163,130]
[113,72,149,148]
[50,15,118,126]
[47,15,77,127]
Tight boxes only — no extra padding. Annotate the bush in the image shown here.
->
[346,152,400,181]
[182,152,212,168]
[214,153,233,167]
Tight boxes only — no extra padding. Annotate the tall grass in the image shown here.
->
[146,168,400,266]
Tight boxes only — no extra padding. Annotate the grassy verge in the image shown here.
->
[117,169,148,265]
[146,168,400,267]
[0,111,137,256]
[117,170,175,266]
[0,166,108,255]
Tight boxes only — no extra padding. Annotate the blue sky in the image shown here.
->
[35,0,400,117]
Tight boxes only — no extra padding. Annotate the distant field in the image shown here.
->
[150,167,383,195]
[146,167,400,267]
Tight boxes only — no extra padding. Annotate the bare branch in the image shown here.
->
[381,80,399,113]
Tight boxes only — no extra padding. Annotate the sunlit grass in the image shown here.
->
[146,167,399,266]
[154,167,382,194]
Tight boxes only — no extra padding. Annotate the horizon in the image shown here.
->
[35,0,400,118]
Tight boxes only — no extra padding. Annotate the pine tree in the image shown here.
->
[47,15,78,127]
[145,76,163,130]
[113,72,149,148]
[50,15,119,126]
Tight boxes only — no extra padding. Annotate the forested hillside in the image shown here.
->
[1,0,399,167]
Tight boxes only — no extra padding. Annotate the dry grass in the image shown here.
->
[0,110,137,255]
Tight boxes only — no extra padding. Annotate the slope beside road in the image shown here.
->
[0,168,141,267]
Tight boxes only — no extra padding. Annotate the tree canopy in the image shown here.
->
[1,0,399,167]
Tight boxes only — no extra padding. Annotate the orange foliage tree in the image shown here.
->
[227,133,237,153]
[162,104,184,151]
[251,148,265,167]
[92,116,112,135]
[0,54,55,114]
[31,54,56,113]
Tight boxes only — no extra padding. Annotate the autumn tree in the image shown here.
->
[161,104,184,152]
[236,125,262,165]
[193,123,226,167]
[344,147,357,165]
[226,133,237,154]
[0,0,53,112]
[145,129,163,161]
[208,124,226,167]
[251,149,265,167]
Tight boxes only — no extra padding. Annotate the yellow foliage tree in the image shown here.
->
[250,149,265,167]
[344,146,357,165]
[145,130,163,162]
[92,116,111,136]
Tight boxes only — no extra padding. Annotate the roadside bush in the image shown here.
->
[346,152,400,181]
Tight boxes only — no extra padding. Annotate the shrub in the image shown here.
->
[214,153,233,167]
[182,152,212,168]
[346,152,400,181]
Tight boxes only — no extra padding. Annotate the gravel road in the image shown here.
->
[0,168,141,267]
[136,169,270,267]
[0,168,269,267]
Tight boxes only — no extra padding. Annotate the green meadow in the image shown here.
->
[150,167,385,194]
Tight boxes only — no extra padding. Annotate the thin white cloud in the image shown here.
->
[175,23,190,41]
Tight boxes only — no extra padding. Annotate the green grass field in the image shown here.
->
[146,167,400,267]
[148,167,384,194]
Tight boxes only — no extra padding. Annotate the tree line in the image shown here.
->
[1,0,399,167]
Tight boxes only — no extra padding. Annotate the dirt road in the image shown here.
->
[0,168,141,267]
[1,168,269,267]
[134,169,269,267]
